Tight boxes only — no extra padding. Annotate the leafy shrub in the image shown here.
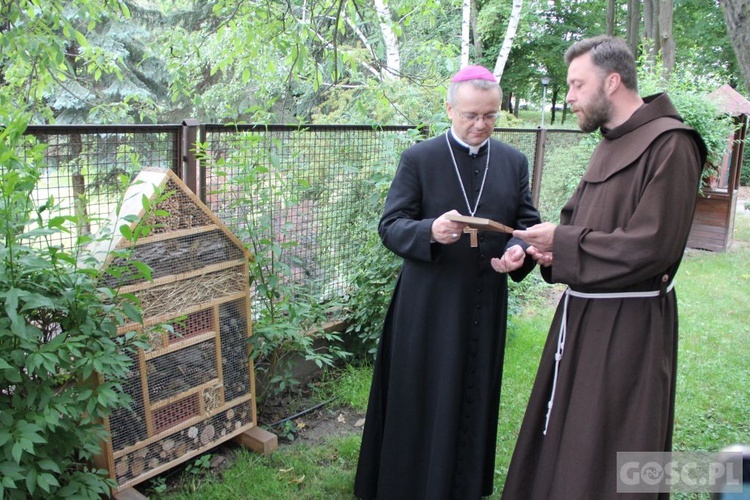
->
[202,138,351,398]
[342,219,401,361]
[336,135,409,361]
[638,57,737,184]
[668,91,736,175]
[0,118,146,498]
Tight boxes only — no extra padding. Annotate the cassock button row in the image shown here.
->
[476,288,482,293]
[476,304,481,309]
[474,320,479,325]
[474,187,480,192]
[474,169,479,175]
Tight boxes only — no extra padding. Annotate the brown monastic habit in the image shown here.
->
[501,93,707,500]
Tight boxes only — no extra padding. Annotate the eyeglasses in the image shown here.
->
[458,112,499,123]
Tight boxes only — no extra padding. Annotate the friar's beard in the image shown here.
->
[574,86,612,133]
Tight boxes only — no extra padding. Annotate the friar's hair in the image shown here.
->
[565,35,638,92]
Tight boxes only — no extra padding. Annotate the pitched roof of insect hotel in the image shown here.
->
[87,167,251,270]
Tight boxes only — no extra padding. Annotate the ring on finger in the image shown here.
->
[451,233,458,239]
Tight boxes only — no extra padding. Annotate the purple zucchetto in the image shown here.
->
[451,65,497,83]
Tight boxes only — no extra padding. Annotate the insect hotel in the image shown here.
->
[90,168,276,495]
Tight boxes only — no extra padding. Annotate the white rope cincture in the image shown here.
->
[542,282,675,436]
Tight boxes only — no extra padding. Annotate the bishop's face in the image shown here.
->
[446,84,501,147]
[566,52,613,133]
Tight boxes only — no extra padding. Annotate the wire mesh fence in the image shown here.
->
[19,125,181,249]
[200,125,417,304]
[10,122,585,304]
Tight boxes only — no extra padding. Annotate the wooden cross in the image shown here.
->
[463,226,479,247]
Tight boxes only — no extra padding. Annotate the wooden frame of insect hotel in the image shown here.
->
[89,168,275,493]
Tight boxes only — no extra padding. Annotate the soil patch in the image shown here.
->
[141,378,366,494]
[258,384,366,446]
[267,402,366,446]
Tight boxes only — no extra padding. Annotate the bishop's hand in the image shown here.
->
[432,209,466,244]
[491,244,526,273]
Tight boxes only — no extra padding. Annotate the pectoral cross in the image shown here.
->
[463,226,479,247]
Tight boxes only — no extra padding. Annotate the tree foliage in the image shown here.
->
[0,0,141,123]
[1,0,745,126]
[719,0,750,93]
[674,0,739,87]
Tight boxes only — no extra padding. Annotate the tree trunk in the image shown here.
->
[658,0,675,77]
[643,0,658,62]
[550,88,560,125]
[69,134,91,237]
[345,14,381,79]
[373,0,400,80]
[461,0,471,67]
[471,0,483,59]
[626,0,640,56]
[719,0,750,93]
[493,0,523,81]
[606,0,616,36]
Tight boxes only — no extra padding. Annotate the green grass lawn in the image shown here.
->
[155,210,750,499]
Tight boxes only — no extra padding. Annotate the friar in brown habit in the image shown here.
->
[502,36,707,500]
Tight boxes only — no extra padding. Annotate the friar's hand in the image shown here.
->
[491,244,526,273]
[432,209,466,244]
[527,245,553,267]
[513,222,556,253]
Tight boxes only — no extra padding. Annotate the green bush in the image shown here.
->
[342,220,401,361]
[0,118,146,498]
[538,134,598,223]
[337,137,407,362]
[638,57,737,184]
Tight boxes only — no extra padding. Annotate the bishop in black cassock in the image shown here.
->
[354,66,541,499]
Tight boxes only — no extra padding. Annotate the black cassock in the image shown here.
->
[354,130,541,499]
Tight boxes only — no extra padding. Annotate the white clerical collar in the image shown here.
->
[450,127,488,156]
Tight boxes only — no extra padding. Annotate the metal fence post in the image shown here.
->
[531,127,547,207]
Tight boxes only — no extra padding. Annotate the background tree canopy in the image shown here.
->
[0,0,746,126]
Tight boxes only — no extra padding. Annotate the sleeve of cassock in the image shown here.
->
[378,151,438,263]
[508,155,542,282]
